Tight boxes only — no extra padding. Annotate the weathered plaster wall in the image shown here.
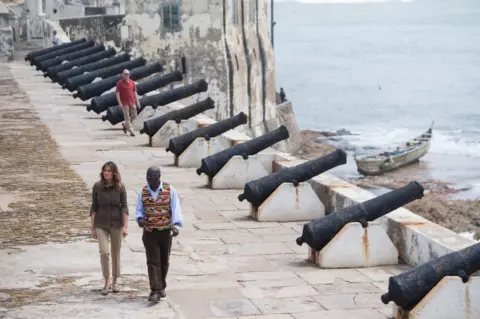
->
[0,2,13,61]
[57,14,124,47]
[122,0,228,122]
[257,0,276,134]
[225,0,248,131]
[42,18,70,47]
[0,26,13,60]
[121,0,278,138]
[242,0,263,135]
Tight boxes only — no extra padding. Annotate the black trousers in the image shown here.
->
[142,228,172,292]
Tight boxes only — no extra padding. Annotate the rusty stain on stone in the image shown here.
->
[465,285,471,319]
[295,184,300,209]
[362,227,369,263]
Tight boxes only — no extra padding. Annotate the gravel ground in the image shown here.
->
[0,77,91,249]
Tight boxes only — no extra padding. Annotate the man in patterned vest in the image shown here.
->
[135,166,183,303]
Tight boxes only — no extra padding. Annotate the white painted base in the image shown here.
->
[175,137,231,168]
[392,276,480,319]
[150,120,198,148]
[210,154,276,189]
[309,222,399,268]
[251,182,325,222]
[132,106,156,131]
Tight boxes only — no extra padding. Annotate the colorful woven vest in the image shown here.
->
[141,183,172,231]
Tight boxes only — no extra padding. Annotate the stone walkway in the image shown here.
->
[0,50,407,318]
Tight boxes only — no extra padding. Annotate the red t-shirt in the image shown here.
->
[116,79,136,106]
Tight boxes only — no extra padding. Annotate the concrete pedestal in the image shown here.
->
[175,136,231,168]
[209,154,276,189]
[308,222,399,268]
[392,276,480,319]
[250,182,325,222]
[150,119,198,148]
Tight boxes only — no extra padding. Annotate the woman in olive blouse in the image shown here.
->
[90,161,129,295]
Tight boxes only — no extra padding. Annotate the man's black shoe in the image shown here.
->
[159,289,166,298]
[148,292,161,303]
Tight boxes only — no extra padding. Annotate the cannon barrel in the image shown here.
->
[26,38,86,63]
[56,53,130,86]
[88,70,183,113]
[139,97,215,137]
[101,79,209,125]
[295,181,425,251]
[196,125,290,178]
[381,242,480,310]
[238,149,347,207]
[37,45,105,72]
[63,57,146,92]
[166,112,248,156]
[45,48,116,82]
[31,40,95,67]
[73,62,164,101]
[101,99,153,125]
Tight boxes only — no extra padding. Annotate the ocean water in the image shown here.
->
[274,0,480,197]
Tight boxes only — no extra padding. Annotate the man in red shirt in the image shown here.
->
[116,69,141,136]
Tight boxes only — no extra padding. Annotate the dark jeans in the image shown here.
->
[142,228,172,292]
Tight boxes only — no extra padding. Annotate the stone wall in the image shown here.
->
[121,0,277,137]
[0,26,13,60]
[42,18,70,48]
[57,14,124,47]
[0,1,13,60]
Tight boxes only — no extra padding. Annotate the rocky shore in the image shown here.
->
[296,129,480,240]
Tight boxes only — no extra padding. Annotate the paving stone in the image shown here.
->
[291,309,389,319]
[313,280,383,295]
[251,296,324,314]
[297,269,372,285]
[241,284,319,299]
[209,298,260,317]
[313,293,357,310]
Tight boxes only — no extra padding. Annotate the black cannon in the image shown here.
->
[101,79,209,126]
[238,149,347,207]
[295,181,425,252]
[166,112,248,156]
[73,62,163,101]
[139,97,215,137]
[88,70,183,114]
[36,45,105,72]
[63,57,146,92]
[196,125,290,178]
[381,242,480,311]
[45,47,116,81]
[31,40,95,67]
[56,53,130,86]
[25,38,86,63]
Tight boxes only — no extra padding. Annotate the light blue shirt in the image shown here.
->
[135,182,183,227]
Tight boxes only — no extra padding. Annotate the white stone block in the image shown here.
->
[250,182,325,222]
[392,276,480,319]
[210,153,276,189]
[150,119,198,148]
[132,106,156,131]
[309,222,399,268]
[175,136,231,168]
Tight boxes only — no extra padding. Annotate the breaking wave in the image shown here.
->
[319,127,480,158]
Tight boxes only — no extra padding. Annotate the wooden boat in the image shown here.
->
[354,122,434,176]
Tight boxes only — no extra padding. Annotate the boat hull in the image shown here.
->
[354,125,433,176]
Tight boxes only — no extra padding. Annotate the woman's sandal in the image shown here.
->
[101,284,111,295]
[112,284,120,293]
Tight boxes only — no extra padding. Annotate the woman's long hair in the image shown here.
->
[100,161,123,190]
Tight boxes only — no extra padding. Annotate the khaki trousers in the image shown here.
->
[96,227,122,280]
[122,105,138,134]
